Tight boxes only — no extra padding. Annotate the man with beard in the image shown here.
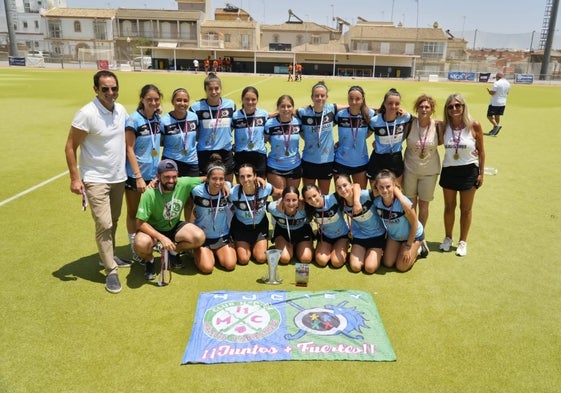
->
[134,159,205,280]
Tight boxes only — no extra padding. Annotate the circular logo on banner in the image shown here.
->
[293,307,347,336]
[203,300,281,343]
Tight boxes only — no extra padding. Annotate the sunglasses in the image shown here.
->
[447,103,463,110]
[100,86,119,93]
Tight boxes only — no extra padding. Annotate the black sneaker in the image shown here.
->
[420,240,430,258]
[98,255,132,268]
[169,253,184,269]
[492,125,502,136]
[105,273,122,294]
[144,261,156,281]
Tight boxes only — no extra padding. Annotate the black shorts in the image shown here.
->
[137,221,189,243]
[161,156,199,177]
[198,149,235,176]
[234,151,267,178]
[332,162,368,176]
[317,233,349,245]
[302,161,334,180]
[203,234,231,250]
[267,165,303,179]
[487,105,506,117]
[366,152,404,179]
[351,234,386,249]
[273,224,313,244]
[439,164,479,191]
[230,215,269,244]
[125,176,153,191]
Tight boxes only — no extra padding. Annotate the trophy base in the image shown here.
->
[259,277,283,285]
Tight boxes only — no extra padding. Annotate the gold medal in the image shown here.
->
[182,149,187,155]
[419,152,426,159]
[151,149,158,157]
[285,150,290,156]
[453,153,460,160]
[248,142,255,149]
[348,232,353,240]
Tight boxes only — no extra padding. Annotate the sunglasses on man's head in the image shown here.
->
[100,86,119,93]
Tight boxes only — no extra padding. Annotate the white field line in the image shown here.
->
[0,170,69,207]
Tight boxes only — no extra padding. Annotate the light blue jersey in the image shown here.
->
[160,111,199,165]
[232,108,268,154]
[374,195,424,241]
[264,116,302,171]
[267,200,308,231]
[309,193,349,239]
[125,110,161,180]
[334,108,374,167]
[342,190,385,240]
[191,182,232,239]
[189,98,235,151]
[229,183,272,226]
[297,103,337,164]
[369,113,412,154]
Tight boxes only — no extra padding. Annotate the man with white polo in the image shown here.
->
[486,72,511,136]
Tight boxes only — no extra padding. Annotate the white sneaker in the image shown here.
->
[455,241,467,256]
[439,237,453,252]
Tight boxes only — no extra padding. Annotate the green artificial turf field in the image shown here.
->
[1,67,560,393]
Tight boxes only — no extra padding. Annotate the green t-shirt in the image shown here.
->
[136,176,201,232]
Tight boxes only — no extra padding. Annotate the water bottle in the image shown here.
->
[484,167,498,175]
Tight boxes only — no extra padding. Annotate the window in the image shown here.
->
[34,21,39,29]
[422,42,445,60]
[273,34,279,43]
[296,35,303,45]
[405,43,415,55]
[241,34,249,49]
[311,35,321,45]
[94,21,107,40]
[23,22,28,29]
[380,42,390,54]
[48,21,62,38]
[74,21,81,33]
[224,34,231,43]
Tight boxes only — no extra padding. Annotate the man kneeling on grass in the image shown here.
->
[134,159,205,280]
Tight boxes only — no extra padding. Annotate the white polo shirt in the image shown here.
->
[71,97,127,183]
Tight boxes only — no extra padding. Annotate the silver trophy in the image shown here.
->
[261,249,282,284]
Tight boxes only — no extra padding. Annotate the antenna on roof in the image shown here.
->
[287,9,304,24]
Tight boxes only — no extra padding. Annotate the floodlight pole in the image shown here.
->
[3,0,19,56]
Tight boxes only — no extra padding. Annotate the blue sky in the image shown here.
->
[67,0,548,35]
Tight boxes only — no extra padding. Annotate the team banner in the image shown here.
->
[181,290,396,364]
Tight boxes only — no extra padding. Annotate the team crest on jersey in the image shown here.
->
[306,118,314,125]
[202,199,210,206]
[163,200,183,220]
[239,202,247,210]
[255,118,264,126]
[220,109,229,117]
[203,112,210,119]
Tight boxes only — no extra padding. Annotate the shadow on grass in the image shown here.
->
[51,245,147,288]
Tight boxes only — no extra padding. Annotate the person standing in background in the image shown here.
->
[486,72,510,136]
[64,70,131,294]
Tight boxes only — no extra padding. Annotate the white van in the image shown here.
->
[132,56,152,69]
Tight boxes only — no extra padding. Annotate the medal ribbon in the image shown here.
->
[208,102,222,143]
[418,119,430,156]
[243,109,254,148]
[281,120,293,155]
[315,110,325,146]
[385,120,397,153]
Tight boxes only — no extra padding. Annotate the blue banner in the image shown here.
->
[182,290,396,364]
[514,74,534,84]
[448,71,476,81]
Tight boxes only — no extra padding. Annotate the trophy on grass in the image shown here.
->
[261,249,282,284]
